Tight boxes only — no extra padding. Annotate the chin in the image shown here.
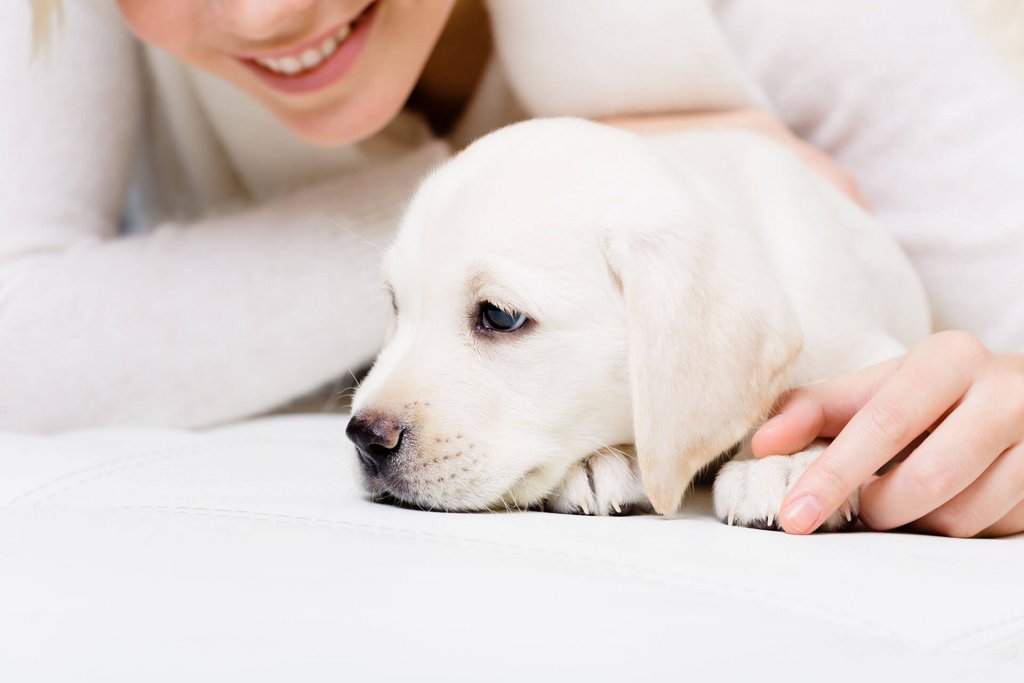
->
[267,81,416,146]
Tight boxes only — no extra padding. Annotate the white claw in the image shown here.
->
[580,500,590,516]
[727,509,735,526]
[611,501,622,514]
[766,510,775,527]
[843,504,853,523]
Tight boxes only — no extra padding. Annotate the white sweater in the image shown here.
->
[2,0,1022,433]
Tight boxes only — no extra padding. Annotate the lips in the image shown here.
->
[235,2,378,95]
[251,23,353,76]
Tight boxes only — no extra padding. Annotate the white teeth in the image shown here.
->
[279,56,302,75]
[300,48,322,68]
[254,21,354,76]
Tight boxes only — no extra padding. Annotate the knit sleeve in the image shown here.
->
[714,0,1024,352]
[0,2,449,432]
[485,0,759,118]
[0,1,139,262]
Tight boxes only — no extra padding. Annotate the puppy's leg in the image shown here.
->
[712,443,859,532]
[546,447,651,516]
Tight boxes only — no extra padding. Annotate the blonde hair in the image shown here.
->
[30,0,63,51]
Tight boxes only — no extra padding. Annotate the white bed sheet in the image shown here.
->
[0,414,1021,681]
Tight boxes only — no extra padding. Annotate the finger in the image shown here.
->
[981,497,1024,538]
[779,344,975,534]
[751,391,824,457]
[752,358,900,458]
[860,386,1019,530]
[907,441,1024,538]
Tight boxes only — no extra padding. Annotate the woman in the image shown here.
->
[4,0,1023,536]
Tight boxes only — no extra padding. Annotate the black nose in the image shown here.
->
[346,413,404,475]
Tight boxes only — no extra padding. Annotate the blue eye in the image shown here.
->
[479,302,528,332]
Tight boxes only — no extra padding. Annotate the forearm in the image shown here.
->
[715,0,1024,350]
[0,144,445,433]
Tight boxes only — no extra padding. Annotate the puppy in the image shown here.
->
[346,118,929,530]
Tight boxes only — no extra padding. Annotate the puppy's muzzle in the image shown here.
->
[346,413,404,476]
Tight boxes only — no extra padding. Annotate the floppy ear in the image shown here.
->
[602,218,802,515]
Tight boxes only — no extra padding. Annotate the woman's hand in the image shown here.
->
[752,331,1024,538]
[602,109,867,208]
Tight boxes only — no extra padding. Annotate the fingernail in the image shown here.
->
[783,495,822,534]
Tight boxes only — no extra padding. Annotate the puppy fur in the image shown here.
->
[350,118,930,527]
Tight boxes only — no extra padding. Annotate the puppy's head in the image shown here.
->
[348,119,799,514]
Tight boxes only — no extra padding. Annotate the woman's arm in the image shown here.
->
[0,150,443,433]
[1,1,139,264]
[714,0,1024,352]
[0,3,446,432]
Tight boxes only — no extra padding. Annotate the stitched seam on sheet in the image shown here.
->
[6,437,342,505]
[974,628,1024,660]
[939,613,1024,656]
[114,503,906,641]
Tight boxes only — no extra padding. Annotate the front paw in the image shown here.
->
[546,448,651,516]
[712,446,858,532]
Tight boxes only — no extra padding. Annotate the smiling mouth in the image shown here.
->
[236,2,378,92]
[250,22,355,76]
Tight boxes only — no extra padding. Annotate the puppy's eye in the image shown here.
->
[479,302,528,332]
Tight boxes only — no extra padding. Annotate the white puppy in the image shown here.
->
[347,118,929,530]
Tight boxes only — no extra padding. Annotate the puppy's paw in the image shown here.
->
[712,445,858,532]
[546,448,651,516]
